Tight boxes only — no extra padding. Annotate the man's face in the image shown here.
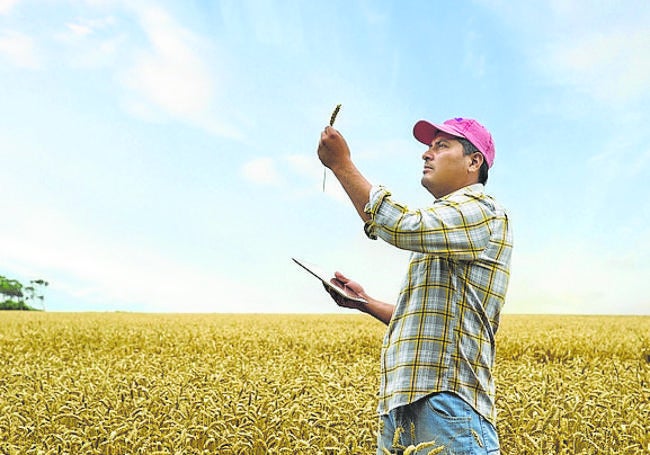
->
[421,132,473,198]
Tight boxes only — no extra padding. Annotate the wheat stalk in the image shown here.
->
[323,104,342,192]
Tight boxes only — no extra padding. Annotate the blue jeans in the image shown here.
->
[377,392,500,455]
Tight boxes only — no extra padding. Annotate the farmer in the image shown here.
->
[317,117,512,455]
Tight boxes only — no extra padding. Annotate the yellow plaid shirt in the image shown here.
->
[364,184,512,425]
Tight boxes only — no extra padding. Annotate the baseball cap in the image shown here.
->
[413,117,495,168]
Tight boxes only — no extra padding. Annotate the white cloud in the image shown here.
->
[1,204,265,312]
[542,29,650,104]
[285,154,321,180]
[121,5,214,118]
[66,22,93,37]
[54,15,126,69]
[64,16,116,38]
[1,2,231,133]
[321,170,349,203]
[241,154,351,203]
[116,4,240,138]
[0,30,40,68]
[241,157,284,186]
[481,0,650,105]
[507,244,650,315]
[0,0,20,15]
[222,0,305,50]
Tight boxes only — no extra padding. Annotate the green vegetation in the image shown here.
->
[0,275,48,310]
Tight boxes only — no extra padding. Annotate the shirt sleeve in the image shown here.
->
[363,185,493,259]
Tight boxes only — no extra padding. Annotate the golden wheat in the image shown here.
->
[0,313,648,454]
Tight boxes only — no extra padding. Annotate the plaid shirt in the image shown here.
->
[363,184,512,425]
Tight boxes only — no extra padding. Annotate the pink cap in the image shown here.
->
[413,117,495,168]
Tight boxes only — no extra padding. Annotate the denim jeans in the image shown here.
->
[377,392,500,455]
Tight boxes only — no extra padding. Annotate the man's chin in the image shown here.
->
[421,178,436,196]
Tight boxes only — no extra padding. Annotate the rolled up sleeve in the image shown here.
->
[363,185,393,240]
[362,185,492,259]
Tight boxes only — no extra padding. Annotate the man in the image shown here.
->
[317,117,512,455]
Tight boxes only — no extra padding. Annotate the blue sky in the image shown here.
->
[1,0,648,314]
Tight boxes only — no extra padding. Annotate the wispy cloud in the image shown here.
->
[220,0,305,50]
[0,30,40,68]
[53,14,125,69]
[119,4,242,139]
[0,0,20,15]
[1,1,240,138]
[241,154,350,202]
[241,157,284,186]
[1,202,264,312]
[482,0,650,105]
[586,134,650,182]
[542,29,650,105]
[121,6,214,119]
[64,16,116,38]
[285,154,322,182]
[508,244,650,315]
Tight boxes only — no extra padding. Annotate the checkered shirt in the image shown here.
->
[364,184,512,425]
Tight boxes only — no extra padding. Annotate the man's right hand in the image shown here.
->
[324,271,395,325]
[317,126,352,172]
[323,271,368,310]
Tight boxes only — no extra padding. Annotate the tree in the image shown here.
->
[0,275,48,311]
[24,279,49,311]
[0,276,23,298]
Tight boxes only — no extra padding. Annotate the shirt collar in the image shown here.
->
[435,183,485,203]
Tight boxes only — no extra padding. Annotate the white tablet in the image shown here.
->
[292,258,367,304]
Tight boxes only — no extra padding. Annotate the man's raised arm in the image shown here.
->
[317,126,372,222]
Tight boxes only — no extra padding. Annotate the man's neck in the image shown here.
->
[432,181,482,200]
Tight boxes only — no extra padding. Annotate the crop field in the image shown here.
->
[1,312,648,454]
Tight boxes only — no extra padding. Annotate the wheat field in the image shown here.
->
[0,312,648,454]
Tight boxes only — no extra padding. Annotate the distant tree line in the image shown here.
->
[0,275,49,311]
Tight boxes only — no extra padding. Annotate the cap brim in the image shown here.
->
[413,120,463,145]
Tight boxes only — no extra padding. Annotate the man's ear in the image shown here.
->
[468,152,484,172]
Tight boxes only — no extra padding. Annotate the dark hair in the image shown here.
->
[458,138,489,185]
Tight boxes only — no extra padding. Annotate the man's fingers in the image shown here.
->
[334,271,348,283]
[323,283,341,301]
[322,126,340,139]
